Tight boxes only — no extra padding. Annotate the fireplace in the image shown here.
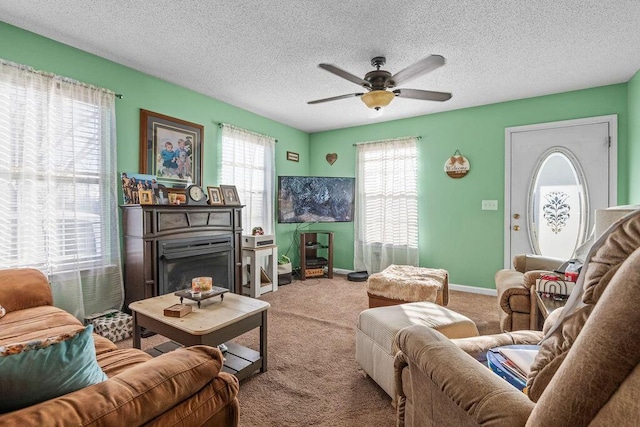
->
[121,205,243,311]
[158,235,233,295]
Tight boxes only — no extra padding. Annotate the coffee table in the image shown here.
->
[129,292,270,381]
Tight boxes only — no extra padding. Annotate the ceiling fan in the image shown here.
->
[308,55,451,110]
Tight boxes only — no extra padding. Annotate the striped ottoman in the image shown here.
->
[355,301,478,400]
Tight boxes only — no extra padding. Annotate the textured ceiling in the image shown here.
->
[1,1,639,133]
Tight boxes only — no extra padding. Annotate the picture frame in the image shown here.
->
[139,189,154,205]
[220,185,241,206]
[139,109,204,188]
[286,151,299,162]
[121,172,158,205]
[207,186,224,206]
[167,188,187,205]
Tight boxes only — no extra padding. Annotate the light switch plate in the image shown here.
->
[482,200,498,210]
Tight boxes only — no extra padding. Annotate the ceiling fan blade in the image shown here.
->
[318,64,371,88]
[393,88,452,102]
[307,93,364,104]
[390,55,445,87]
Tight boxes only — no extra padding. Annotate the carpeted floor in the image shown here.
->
[117,275,500,426]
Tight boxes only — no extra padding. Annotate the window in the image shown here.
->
[220,124,276,234]
[354,137,419,273]
[0,59,123,320]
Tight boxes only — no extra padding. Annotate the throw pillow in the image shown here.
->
[0,324,108,413]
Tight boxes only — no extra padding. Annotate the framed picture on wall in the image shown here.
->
[139,109,204,188]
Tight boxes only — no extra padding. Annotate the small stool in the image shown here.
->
[355,301,478,399]
[367,264,449,307]
[242,245,278,297]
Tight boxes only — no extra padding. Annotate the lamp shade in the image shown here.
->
[594,205,640,238]
[361,90,395,110]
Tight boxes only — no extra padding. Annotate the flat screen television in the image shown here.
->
[278,176,355,223]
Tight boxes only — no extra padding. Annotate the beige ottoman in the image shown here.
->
[367,264,449,307]
[355,301,479,399]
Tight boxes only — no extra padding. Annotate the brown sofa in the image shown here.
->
[0,268,239,426]
[394,209,640,426]
[495,254,563,331]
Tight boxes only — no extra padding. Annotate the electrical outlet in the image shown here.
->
[482,200,498,210]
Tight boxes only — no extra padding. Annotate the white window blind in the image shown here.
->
[220,124,276,234]
[354,137,419,273]
[0,59,123,320]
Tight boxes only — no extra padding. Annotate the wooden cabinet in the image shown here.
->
[121,205,243,311]
[299,231,334,280]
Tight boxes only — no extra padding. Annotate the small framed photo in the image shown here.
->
[167,188,187,205]
[286,151,299,162]
[139,189,154,205]
[220,185,241,206]
[207,186,224,205]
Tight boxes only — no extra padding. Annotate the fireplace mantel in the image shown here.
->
[121,205,243,311]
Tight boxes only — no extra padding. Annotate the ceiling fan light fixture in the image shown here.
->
[361,90,395,110]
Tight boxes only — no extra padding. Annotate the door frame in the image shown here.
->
[504,115,618,268]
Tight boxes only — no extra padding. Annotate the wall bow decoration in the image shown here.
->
[444,149,470,178]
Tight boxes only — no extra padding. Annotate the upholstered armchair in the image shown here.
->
[394,209,640,426]
[495,254,563,331]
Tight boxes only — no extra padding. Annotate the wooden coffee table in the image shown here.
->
[129,292,270,380]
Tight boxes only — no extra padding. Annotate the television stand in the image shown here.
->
[299,231,334,280]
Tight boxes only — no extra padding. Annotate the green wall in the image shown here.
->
[0,22,310,261]
[1,21,635,290]
[628,70,640,203]
[309,85,629,288]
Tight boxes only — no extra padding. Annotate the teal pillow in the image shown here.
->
[0,324,108,413]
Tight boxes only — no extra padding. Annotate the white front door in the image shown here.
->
[504,115,617,267]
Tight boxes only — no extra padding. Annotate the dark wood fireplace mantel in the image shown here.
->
[121,205,243,311]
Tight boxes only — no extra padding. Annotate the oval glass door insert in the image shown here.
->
[528,148,589,259]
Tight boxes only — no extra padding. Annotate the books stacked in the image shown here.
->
[498,347,538,382]
[487,345,540,392]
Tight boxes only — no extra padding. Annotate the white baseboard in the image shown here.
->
[335,268,497,296]
[449,283,497,296]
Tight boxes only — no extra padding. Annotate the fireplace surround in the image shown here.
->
[121,205,243,312]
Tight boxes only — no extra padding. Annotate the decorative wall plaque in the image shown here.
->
[444,150,470,179]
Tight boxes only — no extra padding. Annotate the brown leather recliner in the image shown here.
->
[495,254,564,331]
[394,209,640,426]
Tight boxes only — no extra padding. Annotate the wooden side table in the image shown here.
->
[531,278,572,328]
[534,291,569,321]
[242,245,278,298]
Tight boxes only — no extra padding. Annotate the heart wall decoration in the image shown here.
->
[326,153,338,165]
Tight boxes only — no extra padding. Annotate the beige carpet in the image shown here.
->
[117,275,500,426]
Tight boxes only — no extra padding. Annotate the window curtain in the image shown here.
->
[354,137,419,273]
[220,124,276,234]
[0,59,123,321]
